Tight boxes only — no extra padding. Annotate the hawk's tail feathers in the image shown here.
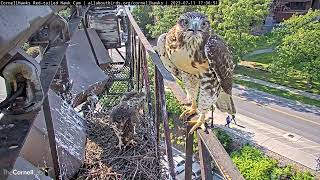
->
[215,91,236,115]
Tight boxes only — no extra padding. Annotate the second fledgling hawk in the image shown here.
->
[156,12,236,134]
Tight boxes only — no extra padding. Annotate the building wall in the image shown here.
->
[273,0,318,22]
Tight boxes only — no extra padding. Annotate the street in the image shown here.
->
[232,85,320,144]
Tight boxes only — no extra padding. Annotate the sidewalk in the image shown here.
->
[213,110,320,172]
[245,48,274,57]
[235,74,320,101]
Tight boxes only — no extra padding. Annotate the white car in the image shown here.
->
[191,163,202,179]
[173,155,185,167]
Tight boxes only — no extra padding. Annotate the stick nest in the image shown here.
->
[75,107,164,180]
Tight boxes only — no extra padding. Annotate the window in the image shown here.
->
[286,2,307,10]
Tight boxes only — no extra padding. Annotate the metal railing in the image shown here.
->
[0,6,90,180]
[0,5,243,180]
[124,7,244,180]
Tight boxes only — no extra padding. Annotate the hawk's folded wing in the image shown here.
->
[204,34,234,95]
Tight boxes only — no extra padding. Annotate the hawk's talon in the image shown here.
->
[179,107,197,120]
[188,114,206,135]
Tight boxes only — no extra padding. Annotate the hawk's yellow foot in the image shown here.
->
[179,100,197,120]
[179,107,197,120]
[188,114,206,135]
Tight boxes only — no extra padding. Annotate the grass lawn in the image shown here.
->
[236,64,320,95]
[239,32,320,95]
[243,52,274,68]
[234,79,320,108]
[246,33,277,53]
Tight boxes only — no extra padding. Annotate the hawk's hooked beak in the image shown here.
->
[189,21,200,34]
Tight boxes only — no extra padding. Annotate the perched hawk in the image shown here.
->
[156,12,236,134]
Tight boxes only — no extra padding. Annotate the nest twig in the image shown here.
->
[75,107,163,180]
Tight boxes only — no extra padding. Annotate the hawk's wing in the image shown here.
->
[156,33,181,80]
[204,34,234,95]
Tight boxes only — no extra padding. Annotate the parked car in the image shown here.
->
[191,163,201,180]
[173,155,185,167]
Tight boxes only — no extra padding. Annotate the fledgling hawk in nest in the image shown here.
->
[156,12,236,134]
[109,91,145,149]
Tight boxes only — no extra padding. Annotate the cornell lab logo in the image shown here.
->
[1,165,53,177]
[3,168,34,176]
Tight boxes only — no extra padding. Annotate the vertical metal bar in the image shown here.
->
[125,19,131,66]
[43,96,61,180]
[130,25,135,87]
[139,42,144,91]
[156,69,176,179]
[185,124,194,180]
[198,136,213,180]
[211,105,214,127]
[155,67,161,152]
[137,39,141,91]
[81,19,100,67]
[141,46,152,117]
[126,22,133,90]
[132,30,136,88]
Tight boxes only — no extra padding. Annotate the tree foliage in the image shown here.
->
[146,6,198,38]
[203,0,272,63]
[231,145,278,179]
[140,0,271,64]
[131,6,154,38]
[270,10,320,88]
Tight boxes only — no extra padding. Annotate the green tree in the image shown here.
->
[147,6,198,38]
[132,6,154,38]
[149,1,271,64]
[203,0,272,64]
[270,10,320,89]
[231,145,278,179]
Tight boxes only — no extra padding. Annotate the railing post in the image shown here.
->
[185,125,194,180]
[43,96,61,179]
[155,69,176,179]
[198,136,213,180]
[155,67,161,157]
[137,39,141,91]
[141,45,153,118]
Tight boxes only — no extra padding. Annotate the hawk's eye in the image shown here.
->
[202,21,208,27]
[181,19,189,26]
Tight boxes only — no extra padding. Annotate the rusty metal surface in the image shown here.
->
[87,6,121,49]
[124,7,175,83]
[198,135,213,180]
[68,16,82,38]
[40,43,68,95]
[197,130,244,180]
[0,6,57,62]
[0,112,38,180]
[185,125,194,180]
[43,95,61,179]
[0,9,87,179]
[155,69,176,179]
[125,7,244,179]
[85,28,113,68]
[66,29,109,107]
[140,45,153,118]
[21,89,86,179]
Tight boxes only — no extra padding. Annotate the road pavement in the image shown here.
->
[232,84,320,144]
